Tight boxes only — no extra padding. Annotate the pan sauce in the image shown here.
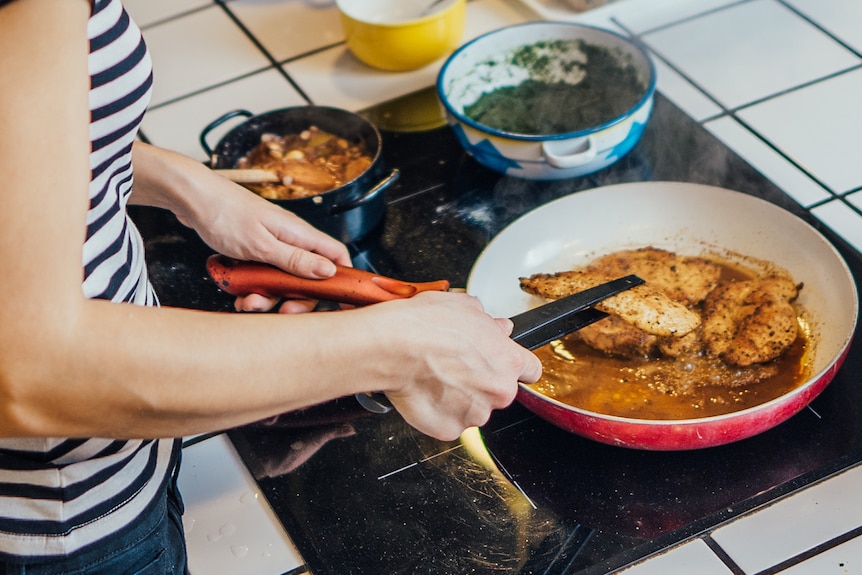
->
[527,259,814,420]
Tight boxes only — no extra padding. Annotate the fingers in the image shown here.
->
[519,349,543,384]
[495,317,514,335]
[261,208,351,278]
[279,299,318,314]
[234,294,318,314]
[234,293,279,312]
[493,318,542,383]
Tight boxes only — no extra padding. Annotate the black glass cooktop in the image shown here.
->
[132,89,862,575]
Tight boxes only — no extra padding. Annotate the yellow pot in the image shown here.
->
[336,0,466,72]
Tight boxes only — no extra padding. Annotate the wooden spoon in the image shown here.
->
[213,168,280,184]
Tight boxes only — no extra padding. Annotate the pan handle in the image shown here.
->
[199,109,255,163]
[329,168,400,215]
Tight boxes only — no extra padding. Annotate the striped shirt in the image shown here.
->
[0,0,178,558]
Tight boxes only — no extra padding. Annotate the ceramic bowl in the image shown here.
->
[437,22,656,180]
[336,0,466,72]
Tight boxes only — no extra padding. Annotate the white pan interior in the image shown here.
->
[467,182,858,375]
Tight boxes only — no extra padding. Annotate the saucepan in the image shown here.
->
[467,181,858,450]
[200,106,399,243]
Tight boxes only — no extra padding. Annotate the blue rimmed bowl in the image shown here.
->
[436,22,656,180]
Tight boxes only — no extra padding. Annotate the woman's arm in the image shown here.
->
[0,0,541,442]
[128,141,352,279]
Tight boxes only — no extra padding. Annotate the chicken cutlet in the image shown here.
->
[520,247,716,343]
[588,247,722,307]
[577,314,658,357]
[521,247,802,371]
[524,248,809,419]
[702,273,801,366]
[520,270,700,337]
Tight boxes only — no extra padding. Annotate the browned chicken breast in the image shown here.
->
[520,247,716,344]
[520,270,700,337]
[587,247,722,307]
[521,248,802,369]
[702,274,801,366]
[657,327,701,357]
[577,315,659,357]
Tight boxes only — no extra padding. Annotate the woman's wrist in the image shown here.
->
[129,141,215,228]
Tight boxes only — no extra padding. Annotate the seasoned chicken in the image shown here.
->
[519,269,700,337]
[658,327,701,357]
[520,247,716,340]
[588,247,722,307]
[577,315,658,357]
[521,247,803,369]
[702,274,801,366]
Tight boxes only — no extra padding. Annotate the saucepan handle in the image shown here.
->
[329,169,400,214]
[199,109,255,162]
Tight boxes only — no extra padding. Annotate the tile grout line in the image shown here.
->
[751,525,862,575]
[775,0,862,59]
[213,0,314,104]
[616,16,843,207]
[702,534,746,575]
[619,0,756,37]
[615,12,862,256]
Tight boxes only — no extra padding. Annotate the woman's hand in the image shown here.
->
[352,291,543,441]
[129,143,352,312]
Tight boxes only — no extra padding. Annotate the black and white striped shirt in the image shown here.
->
[0,0,178,558]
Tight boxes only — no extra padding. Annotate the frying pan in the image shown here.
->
[467,181,858,450]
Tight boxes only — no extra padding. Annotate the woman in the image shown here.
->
[0,0,542,572]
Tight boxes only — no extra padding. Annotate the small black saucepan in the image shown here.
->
[200,106,399,243]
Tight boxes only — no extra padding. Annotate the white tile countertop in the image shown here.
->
[124,0,862,573]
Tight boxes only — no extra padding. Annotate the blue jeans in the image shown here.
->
[0,450,188,575]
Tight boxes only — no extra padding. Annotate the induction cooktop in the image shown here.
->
[134,87,862,575]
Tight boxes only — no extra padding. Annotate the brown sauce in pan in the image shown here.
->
[527,260,813,420]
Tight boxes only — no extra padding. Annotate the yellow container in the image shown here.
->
[336,0,466,72]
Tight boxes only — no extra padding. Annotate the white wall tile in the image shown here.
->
[703,116,831,207]
[641,0,859,110]
[811,200,862,257]
[142,68,307,161]
[784,0,862,55]
[736,67,862,195]
[125,0,212,28]
[653,57,722,122]
[142,6,272,107]
[179,434,304,575]
[227,0,344,62]
[846,191,862,212]
[712,464,862,575]
[776,533,862,574]
[616,539,733,575]
[611,0,737,35]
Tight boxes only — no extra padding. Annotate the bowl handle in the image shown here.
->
[541,136,597,169]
